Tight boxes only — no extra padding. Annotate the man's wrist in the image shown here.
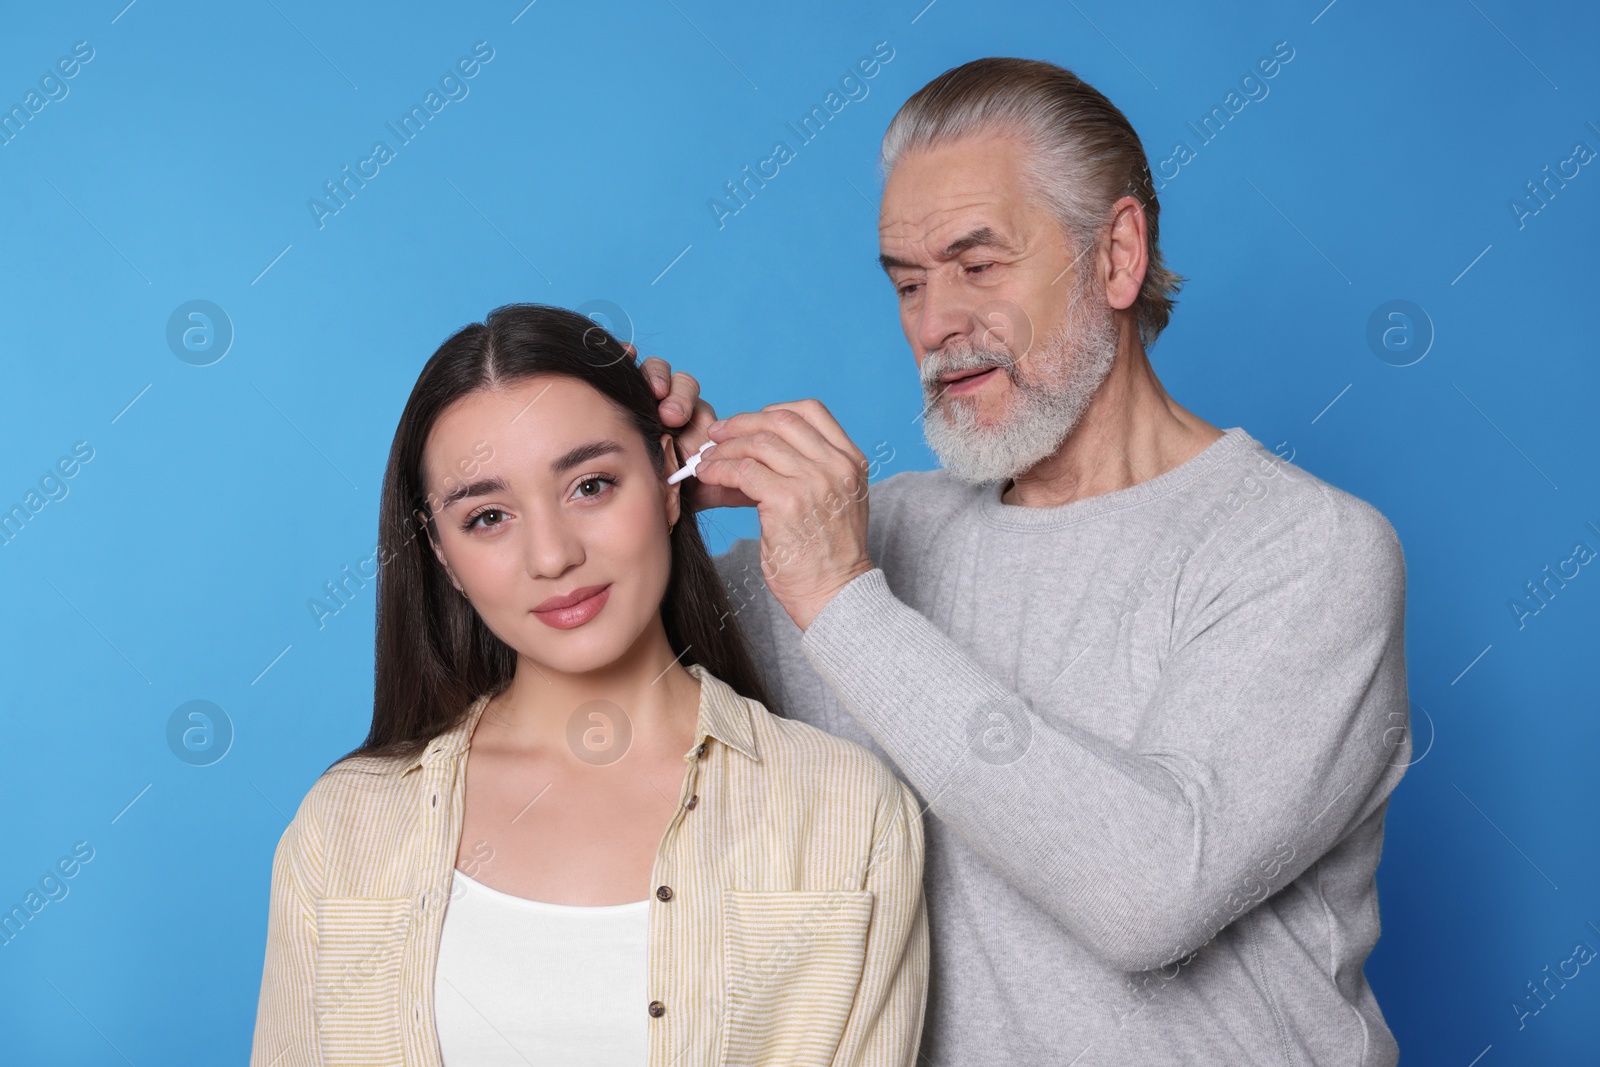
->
[788,561,876,631]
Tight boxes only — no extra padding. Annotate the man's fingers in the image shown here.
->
[702,424,809,478]
[716,404,857,467]
[684,482,758,511]
[626,340,687,419]
[639,359,702,429]
[661,371,702,426]
[639,355,672,398]
[695,451,786,506]
[667,401,724,475]
[762,399,863,460]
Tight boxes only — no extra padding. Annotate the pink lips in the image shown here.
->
[531,584,611,630]
[940,366,1001,394]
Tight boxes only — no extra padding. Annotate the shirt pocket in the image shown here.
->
[312,896,412,1063]
[720,889,875,1066]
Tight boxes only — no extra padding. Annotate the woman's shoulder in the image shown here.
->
[740,693,911,813]
[734,699,925,873]
[697,666,898,791]
[290,750,419,830]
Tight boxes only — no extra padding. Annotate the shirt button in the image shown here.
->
[648,1000,666,1018]
[431,792,438,808]
[685,794,698,810]
[655,885,674,902]
[693,742,707,759]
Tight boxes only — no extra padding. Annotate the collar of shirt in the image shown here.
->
[395,662,762,775]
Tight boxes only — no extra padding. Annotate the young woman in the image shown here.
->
[249,304,928,1067]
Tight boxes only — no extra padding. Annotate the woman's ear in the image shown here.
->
[661,432,682,478]
[660,433,683,528]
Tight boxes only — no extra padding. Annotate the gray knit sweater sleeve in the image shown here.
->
[789,482,1409,973]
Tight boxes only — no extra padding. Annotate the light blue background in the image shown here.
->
[2,0,1596,1062]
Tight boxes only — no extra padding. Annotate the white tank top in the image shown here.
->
[434,868,650,1065]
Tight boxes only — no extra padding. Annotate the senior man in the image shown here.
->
[646,57,1409,1065]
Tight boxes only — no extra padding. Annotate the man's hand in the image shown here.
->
[630,348,874,627]
[697,400,875,631]
[633,349,753,510]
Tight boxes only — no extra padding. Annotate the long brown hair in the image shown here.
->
[336,303,775,767]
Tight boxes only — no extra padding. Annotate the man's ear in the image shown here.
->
[1102,194,1149,314]
[660,433,684,528]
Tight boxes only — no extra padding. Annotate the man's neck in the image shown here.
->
[1002,336,1223,509]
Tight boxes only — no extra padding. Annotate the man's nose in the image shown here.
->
[915,271,976,355]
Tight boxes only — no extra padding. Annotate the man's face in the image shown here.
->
[880,132,1120,483]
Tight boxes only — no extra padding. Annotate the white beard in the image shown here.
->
[919,281,1120,485]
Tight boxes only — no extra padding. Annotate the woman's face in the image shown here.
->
[421,375,682,676]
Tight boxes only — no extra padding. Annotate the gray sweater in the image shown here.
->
[713,426,1410,1066]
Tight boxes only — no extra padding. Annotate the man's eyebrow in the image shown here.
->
[878,226,1016,274]
[879,251,921,274]
[940,226,1015,259]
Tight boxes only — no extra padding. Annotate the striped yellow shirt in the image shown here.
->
[249,663,929,1066]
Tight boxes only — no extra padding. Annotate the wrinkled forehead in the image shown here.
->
[878,136,1045,260]
[878,191,1070,278]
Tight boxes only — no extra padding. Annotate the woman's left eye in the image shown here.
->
[572,475,616,501]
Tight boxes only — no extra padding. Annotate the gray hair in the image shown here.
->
[880,57,1184,349]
